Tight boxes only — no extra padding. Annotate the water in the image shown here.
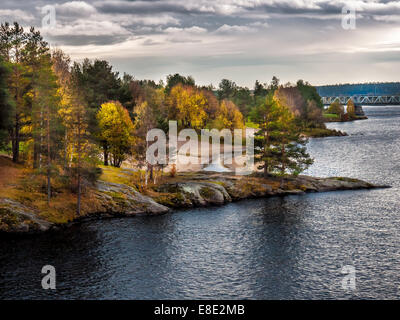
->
[1,106,399,299]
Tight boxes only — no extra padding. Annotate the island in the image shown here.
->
[323,100,368,123]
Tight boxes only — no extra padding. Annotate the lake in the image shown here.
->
[1,105,399,299]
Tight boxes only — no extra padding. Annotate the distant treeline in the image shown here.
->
[316,82,400,97]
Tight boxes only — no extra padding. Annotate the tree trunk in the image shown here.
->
[263,129,270,178]
[11,131,16,162]
[33,145,39,169]
[145,164,148,187]
[264,163,269,178]
[77,114,82,216]
[47,107,51,205]
[150,165,153,181]
[12,66,20,163]
[64,130,68,170]
[153,168,157,185]
[33,138,40,169]
[281,144,286,175]
[12,116,20,163]
[103,142,108,166]
[280,145,285,189]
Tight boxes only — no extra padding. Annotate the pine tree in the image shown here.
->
[249,94,282,177]
[0,56,13,148]
[250,94,313,177]
[66,68,98,216]
[70,94,89,215]
[0,22,30,162]
[32,53,63,204]
[271,98,314,175]
[0,23,50,163]
[23,27,51,168]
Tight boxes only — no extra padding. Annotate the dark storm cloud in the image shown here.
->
[93,0,400,19]
[94,0,213,15]
[1,1,399,85]
[244,1,337,15]
[45,34,131,46]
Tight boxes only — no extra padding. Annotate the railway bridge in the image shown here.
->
[321,95,400,106]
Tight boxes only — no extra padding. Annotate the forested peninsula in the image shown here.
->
[0,22,385,234]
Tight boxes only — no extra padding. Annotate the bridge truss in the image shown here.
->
[322,95,400,105]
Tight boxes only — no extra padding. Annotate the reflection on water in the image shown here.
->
[0,106,399,299]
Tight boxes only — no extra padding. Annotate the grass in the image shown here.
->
[99,165,133,185]
[0,156,24,199]
[0,155,107,224]
[333,177,360,183]
[323,113,340,119]
[0,157,222,224]
[201,180,227,188]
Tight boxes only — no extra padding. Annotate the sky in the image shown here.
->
[1,0,399,87]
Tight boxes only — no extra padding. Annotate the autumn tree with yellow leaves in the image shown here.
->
[97,101,135,168]
[166,84,207,130]
[209,100,244,131]
[347,99,356,119]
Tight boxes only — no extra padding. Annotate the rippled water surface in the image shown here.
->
[1,106,399,299]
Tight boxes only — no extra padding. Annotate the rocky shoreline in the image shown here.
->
[0,172,390,235]
[303,128,348,138]
[324,115,368,123]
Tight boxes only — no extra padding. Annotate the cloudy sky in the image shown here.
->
[1,0,399,87]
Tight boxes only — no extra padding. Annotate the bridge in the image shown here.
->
[316,83,400,106]
[321,95,400,106]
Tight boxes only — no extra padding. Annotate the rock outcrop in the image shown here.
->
[93,181,169,216]
[0,180,169,234]
[152,173,388,208]
[0,173,389,234]
[155,181,232,207]
[355,104,365,116]
[0,198,53,233]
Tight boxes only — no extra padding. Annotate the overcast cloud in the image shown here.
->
[1,0,399,86]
